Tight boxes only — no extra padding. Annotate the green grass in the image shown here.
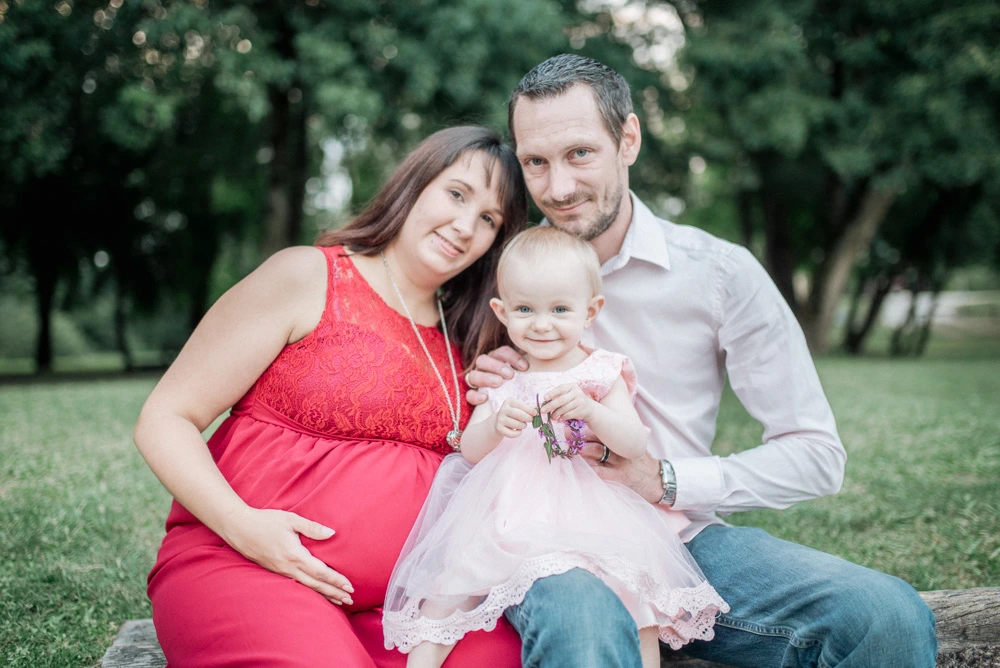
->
[0,352,169,376]
[714,357,1000,591]
[1,352,999,665]
[0,377,168,667]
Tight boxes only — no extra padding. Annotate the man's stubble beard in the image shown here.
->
[548,179,624,242]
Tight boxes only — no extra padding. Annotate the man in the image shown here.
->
[467,54,936,668]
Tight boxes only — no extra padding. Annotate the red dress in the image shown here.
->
[147,246,522,667]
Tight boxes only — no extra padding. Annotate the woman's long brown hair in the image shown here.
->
[315,126,527,367]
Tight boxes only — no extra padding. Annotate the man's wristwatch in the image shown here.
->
[658,459,677,507]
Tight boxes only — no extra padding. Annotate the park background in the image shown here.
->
[1,0,998,665]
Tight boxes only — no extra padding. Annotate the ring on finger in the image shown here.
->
[599,445,611,464]
[464,371,479,391]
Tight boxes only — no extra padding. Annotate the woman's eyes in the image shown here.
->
[448,189,496,228]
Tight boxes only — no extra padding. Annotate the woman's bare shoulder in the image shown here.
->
[257,246,328,288]
[245,247,329,342]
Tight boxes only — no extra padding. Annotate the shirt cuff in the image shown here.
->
[669,455,725,512]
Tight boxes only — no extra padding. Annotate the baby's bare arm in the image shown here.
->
[459,399,535,464]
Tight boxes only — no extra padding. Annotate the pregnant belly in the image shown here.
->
[305,451,440,608]
[209,416,445,611]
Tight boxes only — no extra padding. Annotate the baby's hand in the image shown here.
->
[540,383,596,422]
[494,398,536,438]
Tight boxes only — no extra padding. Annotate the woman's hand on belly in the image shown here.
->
[223,507,355,605]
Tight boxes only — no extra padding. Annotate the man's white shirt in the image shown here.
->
[576,193,846,541]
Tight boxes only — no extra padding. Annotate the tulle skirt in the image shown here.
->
[383,435,729,653]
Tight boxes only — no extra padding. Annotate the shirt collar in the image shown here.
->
[602,191,671,274]
[539,191,672,274]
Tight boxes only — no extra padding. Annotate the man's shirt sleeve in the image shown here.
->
[670,246,846,514]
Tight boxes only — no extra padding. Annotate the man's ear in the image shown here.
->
[620,113,642,167]
[585,295,605,326]
[490,297,509,326]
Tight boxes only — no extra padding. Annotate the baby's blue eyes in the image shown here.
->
[515,306,569,314]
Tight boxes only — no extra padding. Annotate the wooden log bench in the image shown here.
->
[101,588,1000,667]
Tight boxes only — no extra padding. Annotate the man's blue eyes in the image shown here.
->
[525,151,588,166]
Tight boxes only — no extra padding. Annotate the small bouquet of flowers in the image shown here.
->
[533,395,587,463]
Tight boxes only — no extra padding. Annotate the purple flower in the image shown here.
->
[564,419,586,456]
[534,394,589,462]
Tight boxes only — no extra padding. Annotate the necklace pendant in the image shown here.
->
[446,429,463,451]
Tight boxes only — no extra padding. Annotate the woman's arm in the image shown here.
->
[133,246,354,603]
[541,377,648,459]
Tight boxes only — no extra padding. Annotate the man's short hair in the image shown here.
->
[508,54,633,149]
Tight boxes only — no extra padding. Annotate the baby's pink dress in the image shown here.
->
[383,349,728,653]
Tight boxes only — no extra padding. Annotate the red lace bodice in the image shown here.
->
[243,246,471,454]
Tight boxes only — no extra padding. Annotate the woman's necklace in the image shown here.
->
[380,252,463,451]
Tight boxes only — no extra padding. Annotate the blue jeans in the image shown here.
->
[504,568,643,668]
[505,526,937,667]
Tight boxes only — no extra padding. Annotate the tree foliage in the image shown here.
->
[4,0,996,369]
[1,0,663,371]
[679,0,1000,352]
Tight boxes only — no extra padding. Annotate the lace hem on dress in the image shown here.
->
[383,551,729,653]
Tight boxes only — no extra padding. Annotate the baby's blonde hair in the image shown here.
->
[472,226,603,363]
[496,226,603,298]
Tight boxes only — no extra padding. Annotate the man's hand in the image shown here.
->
[465,346,528,405]
[581,443,665,505]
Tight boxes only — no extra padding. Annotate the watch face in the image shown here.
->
[659,459,676,506]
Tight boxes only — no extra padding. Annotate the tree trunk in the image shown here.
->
[260,7,306,259]
[661,588,1000,667]
[890,287,920,357]
[737,189,754,250]
[915,274,947,357]
[841,277,865,351]
[915,289,940,357]
[261,84,308,258]
[100,588,1000,668]
[114,273,134,372]
[842,273,894,355]
[33,268,56,373]
[760,188,799,313]
[288,88,308,247]
[185,217,221,335]
[803,187,898,353]
[261,85,293,259]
